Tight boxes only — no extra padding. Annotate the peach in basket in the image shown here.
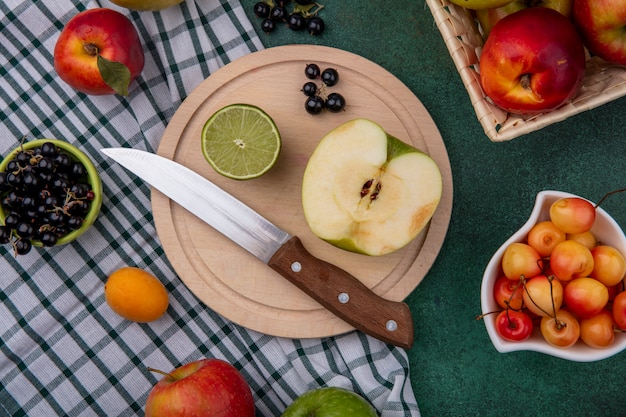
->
[480,190,626,362]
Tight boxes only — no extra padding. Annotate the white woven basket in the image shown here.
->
[426,0,626,142]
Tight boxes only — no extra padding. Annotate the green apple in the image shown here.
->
[107,0,184,11]
[447,0,514,11]
[476,0,573,37]
[281,387,378,417]
[301,118,442,256]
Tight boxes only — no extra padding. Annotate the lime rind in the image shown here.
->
[201,104,281,180]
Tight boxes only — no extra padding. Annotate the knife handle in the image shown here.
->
[268,236,414,349]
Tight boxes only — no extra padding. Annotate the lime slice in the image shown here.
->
[201,104,281,180]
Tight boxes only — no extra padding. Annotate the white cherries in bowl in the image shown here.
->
[481,190,626,362]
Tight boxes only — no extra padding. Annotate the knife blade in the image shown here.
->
[101,147,414,349]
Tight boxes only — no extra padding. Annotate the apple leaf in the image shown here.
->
[97,55,131,97]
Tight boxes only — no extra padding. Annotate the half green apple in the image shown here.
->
[302,118,442,256]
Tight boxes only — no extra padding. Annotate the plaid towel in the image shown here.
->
[0,1,420,415]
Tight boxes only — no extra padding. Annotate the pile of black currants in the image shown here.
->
[302,63,346,115]
[0,141,96,255]
[253,0,325,35]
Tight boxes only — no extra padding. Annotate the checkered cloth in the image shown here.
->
[0,1,420,415]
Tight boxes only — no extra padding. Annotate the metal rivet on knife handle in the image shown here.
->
[268,236,414,349]
[338,292,350,304]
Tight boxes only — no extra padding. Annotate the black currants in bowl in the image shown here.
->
[0,141,98,255]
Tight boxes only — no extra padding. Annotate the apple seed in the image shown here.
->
[360,178,382,201]
[360,179,374,198]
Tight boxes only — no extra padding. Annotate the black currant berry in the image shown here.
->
[307,16,325,35]
[44,195,59,207]
[71,183,90,198]
[321,68,339,86]
[305,63,321,79]
[39,231,58,247]
[21,195,37,210]
[14,238,32,255]
[54,226,68,238]
[6,172,22,189]
[22,172,39,190]
[270,5,287,21]
[70,200,90,215]
[0,225,11,245]
[301,81,318,97]
[15,151,30,165]
[253,2,271,18]
[37,157,55,173]
[0,172,10,193]
[40,142,58,157]
[67,216,84,230]
[51,175,69,191]
[54,152,72,172]
[70,161,86,177]
[4,212,20,229]
[35,205,47,219]
[261,18,276,33]
[3,191,21,209]
[16,222,35,239]
[47,211,66,226]
[287,13,306,31]
[6,160,21,172]
[325,92,346,113]
[38,172,53,184]
[305,95,325,115]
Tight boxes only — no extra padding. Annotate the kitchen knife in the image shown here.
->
[101,147,414,349]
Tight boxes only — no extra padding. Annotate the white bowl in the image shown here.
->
[481,190,626,362]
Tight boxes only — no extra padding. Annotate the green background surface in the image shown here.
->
[241,1,626,416]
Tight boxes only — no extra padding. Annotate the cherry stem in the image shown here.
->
[553,315,567,331]
[595,188,626,208]
[521,274,568,331]
[520,275,557,319]
[504,280,523,311]
[547,275,557,317]
[504,309,516,327]
[475,310,500,320]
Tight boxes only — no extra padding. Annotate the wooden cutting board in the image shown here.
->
[153,45,453,339]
